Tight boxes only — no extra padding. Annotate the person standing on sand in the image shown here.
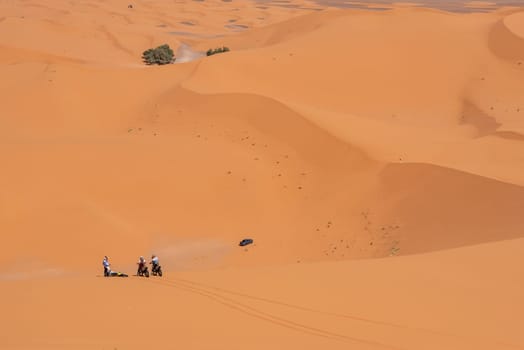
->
[137,256,147,275]
[103,256,111,277]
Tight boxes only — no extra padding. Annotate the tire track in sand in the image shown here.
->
[138,277,406,350]
[138,276,524,350]
[98,25,133,56]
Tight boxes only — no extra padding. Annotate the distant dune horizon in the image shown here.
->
[257,0,524,12]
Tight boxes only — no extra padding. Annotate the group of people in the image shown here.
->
[102,255,160,277]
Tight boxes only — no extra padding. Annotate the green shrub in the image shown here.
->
[206,46,230,56]
[142,44,175,65]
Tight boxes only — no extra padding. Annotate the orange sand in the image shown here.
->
[0,0,523,349]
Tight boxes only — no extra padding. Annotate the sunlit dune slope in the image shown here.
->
[0,1,523,269]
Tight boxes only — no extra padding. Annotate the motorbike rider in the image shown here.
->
[150,254,159,272]
[103,256,111,277]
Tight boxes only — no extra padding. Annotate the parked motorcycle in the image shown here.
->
[137,262,149,278]
[151,262,163,277]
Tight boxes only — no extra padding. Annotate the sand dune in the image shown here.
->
[0,0,523,349]
[2,238,523,349]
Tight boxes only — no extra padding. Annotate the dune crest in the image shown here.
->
[1,1,524,349]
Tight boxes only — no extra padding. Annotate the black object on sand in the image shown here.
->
[239,238,253,246]
[109,271,129,277]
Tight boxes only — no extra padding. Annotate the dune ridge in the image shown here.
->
[1,0,523,349]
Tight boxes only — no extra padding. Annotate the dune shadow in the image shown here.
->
[460,100,501,137]
[225,23,249,31]
[492,130,524,141]
[488,15,524,63]
[378,162,524,255]
[460,100,524,141]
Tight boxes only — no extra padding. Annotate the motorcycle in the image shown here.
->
[151,262,163,277]
[136,262,149,278]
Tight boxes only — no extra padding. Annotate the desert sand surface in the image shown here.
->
[1,0,523,349]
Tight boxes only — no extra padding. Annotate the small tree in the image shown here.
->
[142,44,175,65]
[206,46,230,56]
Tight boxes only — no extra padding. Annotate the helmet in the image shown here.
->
[140,256,144,259]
